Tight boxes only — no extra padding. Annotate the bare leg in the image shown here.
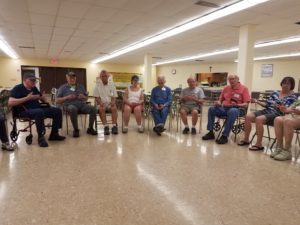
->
[134,105,142,126]
[180,109,188,126]
[284,117,300,149]
[98,105,107,125]
[191,109,198,127]
[111,103,118,124]
[123,105,131,127]
[243,112,256,142]
[274,116,284,148]
[253,115,266,147]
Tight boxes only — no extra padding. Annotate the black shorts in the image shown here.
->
[253,109,280,126]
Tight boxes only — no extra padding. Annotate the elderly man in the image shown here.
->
[180,77,205,134]
[8,72,65,147]
[150,75,172,136]
[93,70,118,135]
[57,71,97,138]
[202,75,250,144]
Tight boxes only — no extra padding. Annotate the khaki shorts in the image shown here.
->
[180,105,201,114]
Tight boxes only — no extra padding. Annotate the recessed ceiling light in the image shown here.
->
[0,39,18,59]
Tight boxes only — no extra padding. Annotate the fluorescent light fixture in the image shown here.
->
[0,39,18,59]
[157,36,300,65]
[153,48,238,65]
[254,52,300,61]
[91,0,270,63]
[255,36,300,48]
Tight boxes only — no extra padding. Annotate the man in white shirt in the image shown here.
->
[93,70,118,135]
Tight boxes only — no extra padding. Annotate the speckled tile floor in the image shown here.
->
[1,106,300,225]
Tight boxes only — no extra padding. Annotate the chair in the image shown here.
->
[249,122,277,151]
[10,103,52,145]
[213,107,247,141]
[295,128,300,146]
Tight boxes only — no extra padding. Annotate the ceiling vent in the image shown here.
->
[295,21,300,25]
[152,56,162,59]
[19,46,35,49]
[195,0,219,8]
[195,59,204,62]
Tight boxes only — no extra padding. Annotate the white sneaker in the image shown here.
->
[122,127,128,133]
[270,147,283,158]
[138,126,144,133]
[274,150,292,161]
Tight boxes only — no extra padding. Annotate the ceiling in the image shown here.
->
[0,0,299,64]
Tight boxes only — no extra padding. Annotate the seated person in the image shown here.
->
[239,77,297,151]
[8,72,65,147]
[122,75,144,133]
[180,77,205,135]
[56,71,97,138]
[150,75,172,136]
[202,75,250,144]
[0,111,14,151]
[271,97,300,161]
[93,70,118,135]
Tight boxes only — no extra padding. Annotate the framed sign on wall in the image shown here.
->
[261,64,273,77]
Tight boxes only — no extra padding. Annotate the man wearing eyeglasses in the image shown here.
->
[8,72,65,147]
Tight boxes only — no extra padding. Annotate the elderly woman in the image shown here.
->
[122,75,144,133]
[238,76,297,150]
[271,98,300,161]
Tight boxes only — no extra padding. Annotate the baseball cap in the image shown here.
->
[23,72,38,81]
[66,71,76,77]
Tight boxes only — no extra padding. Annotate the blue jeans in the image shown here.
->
[20,107,63,138]
[151,107,170,127]
[207,106,245,137]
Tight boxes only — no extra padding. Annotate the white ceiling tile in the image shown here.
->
[32,25,53,35]
[73,29,94,38]
[84,6,118,21]
[78,20,105,31]
[30,13,56,26]
[55,17,81,28]
[58,1,91,19]
[53,27,74,36]
[28,0,60,15]
[94,0,128,9]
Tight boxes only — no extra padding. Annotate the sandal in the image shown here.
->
[238,140,250,146]
[249,145,264,151]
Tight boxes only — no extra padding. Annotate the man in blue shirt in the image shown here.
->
[56,71,97,138]
[8,72,65,147]
[150,75,172,136]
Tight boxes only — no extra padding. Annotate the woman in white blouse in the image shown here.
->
[122,75,144,133]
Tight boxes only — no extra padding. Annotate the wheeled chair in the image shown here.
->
[213,107,247,141]
[10,103,52,145]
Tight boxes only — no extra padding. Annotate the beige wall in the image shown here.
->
[156,60,300,92]
[0,57,144,93]
[1,57,299,93]
[253,60,300,92]
[156,62,237,89]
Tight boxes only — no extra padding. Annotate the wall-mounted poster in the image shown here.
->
[261,64,273,77]
[110,72,143,89]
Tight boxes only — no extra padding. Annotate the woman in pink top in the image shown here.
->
[122,75,144,133]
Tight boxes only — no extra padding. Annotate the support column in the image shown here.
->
[237,25,256,91]
[144,54,153,92]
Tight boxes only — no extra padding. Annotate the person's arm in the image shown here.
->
[8,94,40,107]
[56,86,76,105]
[138,89,144,105]
[150,88,158,109]
[164,88,172,108]
[123,88,130,105]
